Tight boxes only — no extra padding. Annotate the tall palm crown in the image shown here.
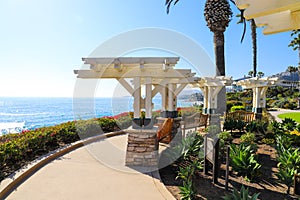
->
[204,0,232,76]
[204,0,232,33]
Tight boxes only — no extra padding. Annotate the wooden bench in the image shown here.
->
[157,118,173,144]
[224,110,254,123]
[223,110,255,132]
[180,113,209,136]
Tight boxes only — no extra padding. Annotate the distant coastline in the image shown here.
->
[0,97,194,133]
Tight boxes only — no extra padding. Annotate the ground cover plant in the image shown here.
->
[0,112,133,182]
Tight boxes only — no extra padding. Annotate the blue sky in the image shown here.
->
[0,0,298,97]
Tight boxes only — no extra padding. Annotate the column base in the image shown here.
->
[160,111,178,118]
[252,107,263,120]
[132,118,154,129]
[125,128,158,167]
[207,108,217,115]
[143,118,154,129]
[132,118,143,129]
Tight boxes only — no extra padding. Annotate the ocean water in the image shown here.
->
[0,97,193,133]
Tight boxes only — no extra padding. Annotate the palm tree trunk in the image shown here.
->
[214,30,226,114]
[251,19,257,77]
[214,31,225,76]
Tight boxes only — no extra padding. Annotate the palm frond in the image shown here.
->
[165,0,180,14]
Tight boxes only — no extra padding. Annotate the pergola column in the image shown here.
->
[167,83,177,118]
[235,77,278,120]
[207,86,222,114]
[196,77,233,114]
[252,86,268,118]
[132,77,142,128]
[201,86,208,114]
[144,77,153,127]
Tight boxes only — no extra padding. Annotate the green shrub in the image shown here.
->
[246,120,268,135]
[223,186,260,200]
[178,180,195,200]
[235,120,246,132]
[226,101,243,112]
[230,143,261,181]
[230,105,246,112]
[0,114,129,182]
[218,131,232,142]
[261,138,275,145]
[223,118,236,132]
[240,132,256,144]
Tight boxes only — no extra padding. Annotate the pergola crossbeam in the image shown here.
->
[117,78,134,95]
[234,0,300,34]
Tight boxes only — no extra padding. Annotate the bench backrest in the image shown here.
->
[225,110,254,123]
[157,118,173,143]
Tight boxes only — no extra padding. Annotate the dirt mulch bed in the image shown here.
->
[159,143,300,200]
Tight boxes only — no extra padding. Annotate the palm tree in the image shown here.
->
[166,0,232,114]
[289,30,300,65]
[166,0,232,76]
[204,0,232,76]
[248,70,254,77]
[287,66,298,89]
[250,19,257,77]
[237,12,257,77]
[257,71,264,78]
[288,30,300,90]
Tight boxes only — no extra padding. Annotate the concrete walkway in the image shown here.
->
[268,108,299,122]
[4,134,175,200]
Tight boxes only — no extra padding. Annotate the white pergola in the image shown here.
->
[194,77,233,114]
[235,77,279,115]
[74,57,198,128]
[235,0,300,34]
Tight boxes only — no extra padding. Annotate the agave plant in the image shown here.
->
[178,180,196,200]
[281,118,297,131]
[230,144,261,181]
[223,186,260,200]
[276,147,300,194]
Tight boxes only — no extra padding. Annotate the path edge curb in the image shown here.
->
[0,131,126,199]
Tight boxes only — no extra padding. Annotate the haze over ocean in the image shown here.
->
[0,97,193,131]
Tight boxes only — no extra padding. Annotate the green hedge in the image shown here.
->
[0,113,132,182]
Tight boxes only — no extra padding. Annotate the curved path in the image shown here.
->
[3,134,175,200]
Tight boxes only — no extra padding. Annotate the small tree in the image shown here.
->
[257,71,264,78]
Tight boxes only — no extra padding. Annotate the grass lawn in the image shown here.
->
[278,112,300,123]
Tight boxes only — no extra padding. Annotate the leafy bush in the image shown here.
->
[218,131,232,142]
[261,138,275,145]
[240,132,256,144]
[0,114,130,182]
[246,120,268,135]
[223,186,260,200]
[223,118,236,132]
[223,119,246,132]
[230,105,246,112]
[226,100,243,112]
[178,180,195,200]
[230,144,261,181]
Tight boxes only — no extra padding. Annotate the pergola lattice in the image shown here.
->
[74,57,199,127]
